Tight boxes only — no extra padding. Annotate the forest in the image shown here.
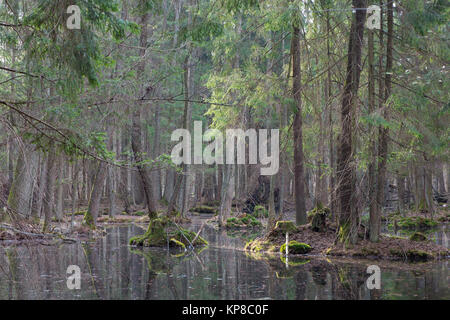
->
[0,0,448,300]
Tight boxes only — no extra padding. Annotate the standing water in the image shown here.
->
[0,217,448,300]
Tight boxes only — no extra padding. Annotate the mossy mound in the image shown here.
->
[129,217,208,248]
[189,205,217,214]
[279,240,312,255]
[308,205,330,232]
[251,205,268,218]
[409,232,428,242]
[391,216,438,230]
[226,214,261,228]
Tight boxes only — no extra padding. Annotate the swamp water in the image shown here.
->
[0,217,448,300]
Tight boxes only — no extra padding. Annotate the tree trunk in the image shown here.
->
[397,173,405,213]
[153,102,162,201]
[181,53,193,217]
[7,147,37,219]
[376,0,392,240]
[219,164,234,227]
[131,5,157,219]
[326,10,336,220]
[84,162,107,228]
[55,156,64,221]
[31,154,47,220]
[368,26,378,242]
[337,0,367,244]
[43,145,57,231]
[292,25,307,225]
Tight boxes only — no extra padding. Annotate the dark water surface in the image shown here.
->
[0,218,448,300]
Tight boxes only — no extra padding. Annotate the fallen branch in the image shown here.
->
[192,222,206,244]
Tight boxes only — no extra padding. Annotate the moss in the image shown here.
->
[252,205,268,218]
[308,205,330,232]
[245,238,276,253]
[133,211,147,216]
[170,238,186,250]
[279,240,312,255]
[173,228,209,247]
[225,214,261,229]
[82,211,96,229]
[245,239,264,252]
[129,217,167,246]
[338,222,350,244]
[129,216,208,248]
[409,232,428,242]
[394,216,438,230]
[274,220,297,233]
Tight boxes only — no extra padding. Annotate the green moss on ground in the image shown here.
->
[390,216,438,230]
[279,240,312,255]
[251,205,268,218]
[225,214,261,228]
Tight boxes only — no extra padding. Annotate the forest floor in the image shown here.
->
[245,213,449,263]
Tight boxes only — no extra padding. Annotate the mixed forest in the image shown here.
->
[0,0,449,261]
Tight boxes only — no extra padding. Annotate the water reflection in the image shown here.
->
[382,224,449,248]
[0,222,448,300]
